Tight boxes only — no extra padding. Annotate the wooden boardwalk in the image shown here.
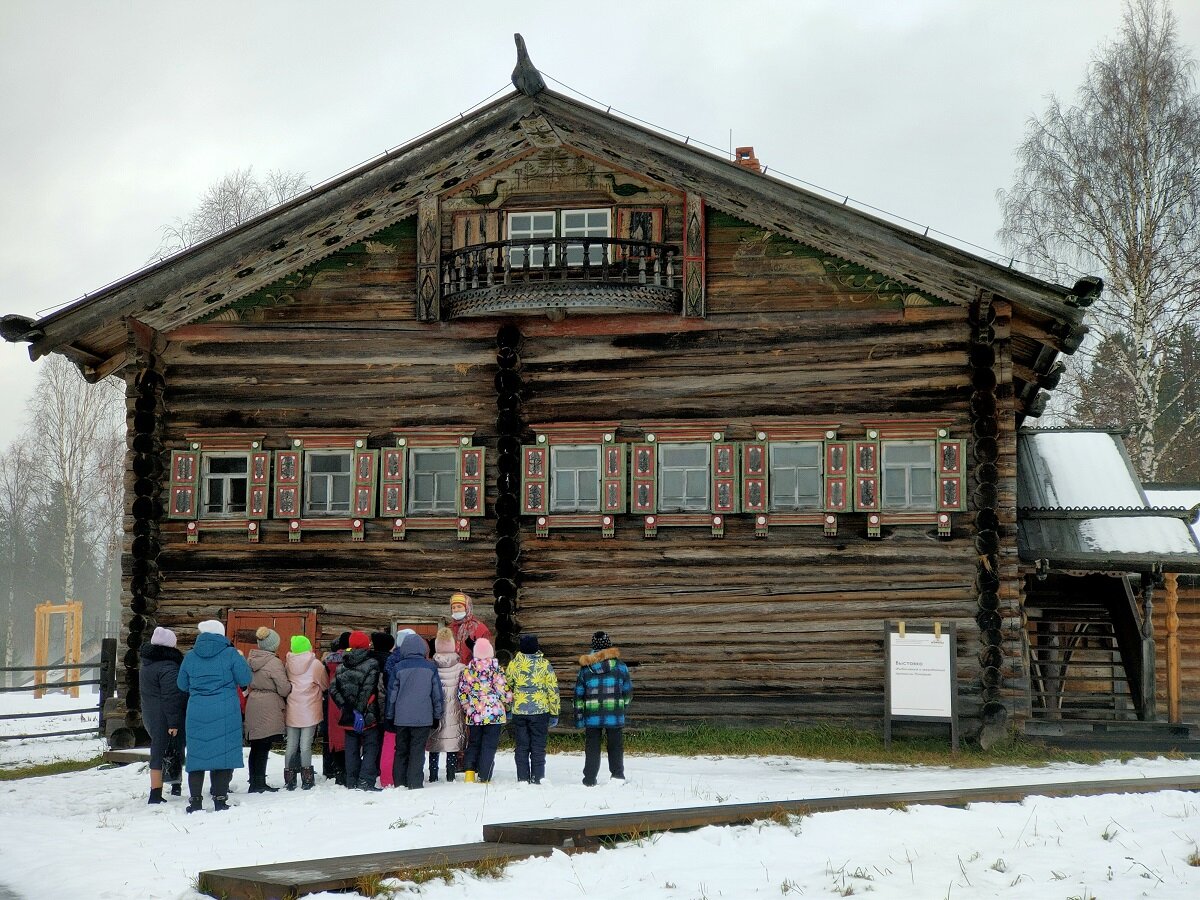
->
[198,774,1200,899]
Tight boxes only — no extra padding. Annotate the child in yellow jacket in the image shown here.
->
[504,633,560,784]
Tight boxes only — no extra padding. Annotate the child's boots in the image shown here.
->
[284,768,297,791]
[464,770,476,783]
[300,767,315,790]
[445,754,456,782]
[428,754,439,783]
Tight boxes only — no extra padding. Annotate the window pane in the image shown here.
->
[588,212,608,228]
[556,448,598,470]
[885,443,933,465]
[413,450,455,475]
[563,211,585,229]
[208,456,247,474]
[772,469,798,507]
[206,479,225,510]
[577,473,599,502]
[228,479,247,509]
[435,475,456,504]
[412,473,435,502]
[911,468,934,506]
[797,470,821,503]
[685,470,708,504]
[662,470,685,501]
[331,476,350,507]
[532,213,555,231]
[662,445,708,467]
[510,213,531,232]
[882,467,907,506]
[556,478,576,503]
[773,444,820,468]
[310,478,328,505]
[311,453,350,473]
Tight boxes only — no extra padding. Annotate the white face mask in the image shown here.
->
[452,610,466,621]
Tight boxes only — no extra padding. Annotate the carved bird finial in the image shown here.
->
[512,34,546,97]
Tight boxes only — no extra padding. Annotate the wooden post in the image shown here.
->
[1166,573,1181,725]
[32,600,84,699]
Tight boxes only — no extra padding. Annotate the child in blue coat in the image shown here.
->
[573,630,632,786]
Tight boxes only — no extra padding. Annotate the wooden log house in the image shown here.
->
[6,38,1198,747]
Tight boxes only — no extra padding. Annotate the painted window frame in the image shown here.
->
[880,440,937,511]
[657,442,712,512]
[407,447,460,515]
[381,430,485,540]
[768,441,824,512]
[303,449,354,517]
[550,444,603,513]
[522,423,625,537]
[201,451,251,519]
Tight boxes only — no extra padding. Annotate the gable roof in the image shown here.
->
[3,61,1093,412]
[1017,429,1200,573]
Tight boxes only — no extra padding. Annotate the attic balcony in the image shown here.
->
[441,238,681,319]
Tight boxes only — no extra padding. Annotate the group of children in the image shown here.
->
[139,591,634,809]
[317,592,633,791]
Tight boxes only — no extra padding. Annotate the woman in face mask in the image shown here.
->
[447,591,492,666]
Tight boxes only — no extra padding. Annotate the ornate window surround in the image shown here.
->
[855,419,966,538]
[631,421,736,538]
[742,422,847,537]
[522,422,625,537]
[275,432,377,542]
[381,428,485,541]
[168,432,270,544]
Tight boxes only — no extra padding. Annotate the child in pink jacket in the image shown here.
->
[284,635,329,790]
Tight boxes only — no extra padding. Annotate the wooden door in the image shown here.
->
[226,609,319,662]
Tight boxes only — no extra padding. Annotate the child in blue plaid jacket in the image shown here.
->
[573,630,632,786]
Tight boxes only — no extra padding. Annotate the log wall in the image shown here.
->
[137,210,1025,733]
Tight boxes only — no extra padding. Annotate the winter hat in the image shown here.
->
[450,591,471,617]
[370,631,395,654]
[434,626,455,654]
[336,631,352,651]
[290,634,311,654]
[255,627,280,653]
[197,620,225,636]
[348,630,371,650]
[590,631,612,652]
[519,633,540,654]
[150,627,177,648]
[472,638,494,660]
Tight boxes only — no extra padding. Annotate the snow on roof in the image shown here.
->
[1017,431,1200,563]
[1145,488,1200,545]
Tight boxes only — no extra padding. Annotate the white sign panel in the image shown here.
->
[888,631,953,718]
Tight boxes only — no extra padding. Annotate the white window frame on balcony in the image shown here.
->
[507,208,611,268]
[304,449,354,516]
[550,444,602,513]
[769,441,823,511]
[407,448,459,515]
[659,442,711,512]
[201,452,250,519]
[881,440,936,511]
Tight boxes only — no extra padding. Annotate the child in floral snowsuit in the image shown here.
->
[456,638,511,783]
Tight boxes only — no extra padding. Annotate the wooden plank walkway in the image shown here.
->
[197,774,1200,899]
[199,842,558,900]
[484,774,1200,847]
[102,748,151,764]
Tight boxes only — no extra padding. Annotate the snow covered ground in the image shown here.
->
[1,705,1199,899]
[0,687,104,768]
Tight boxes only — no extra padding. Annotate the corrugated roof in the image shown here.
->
[1017,430,1200,571]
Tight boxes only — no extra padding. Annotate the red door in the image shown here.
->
[226,610,318,662]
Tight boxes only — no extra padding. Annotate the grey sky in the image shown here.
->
[3,0,1199,452]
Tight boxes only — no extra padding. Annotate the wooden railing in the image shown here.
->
[442,237,679,296]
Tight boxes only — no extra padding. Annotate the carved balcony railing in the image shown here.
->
[441,237,681,318]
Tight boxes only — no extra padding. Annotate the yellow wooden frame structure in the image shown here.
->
[34,600,83,699]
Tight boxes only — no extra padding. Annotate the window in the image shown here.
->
[770,442,822,510]
[881,441,935,510]
[508,208,611,267]
[551,445,601,512]
[304,450,352,516]
[408,449,458,514]
[202,453,249,517]
[659,443,710,512]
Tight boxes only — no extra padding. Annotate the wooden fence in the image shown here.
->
[0,638,117,741]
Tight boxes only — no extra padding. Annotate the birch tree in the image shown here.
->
[28,356,124,617]
[0,440,39,684]
[998,0,1200,479]
[155,166,308,258]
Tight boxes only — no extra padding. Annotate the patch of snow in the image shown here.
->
[1028,432,1143,507]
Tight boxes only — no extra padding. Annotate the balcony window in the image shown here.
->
[507,208,611,268]
[881,441,936,510]
[202,453,249,517]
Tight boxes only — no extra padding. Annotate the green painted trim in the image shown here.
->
[707,210,946,308]
[196,218,417,323]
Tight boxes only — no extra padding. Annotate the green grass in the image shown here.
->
[541,724,1165,768]
[0,755,104,781]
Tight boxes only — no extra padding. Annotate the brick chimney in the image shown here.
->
[734,146,762,173]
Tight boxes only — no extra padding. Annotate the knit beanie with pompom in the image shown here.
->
[255,627,280,653]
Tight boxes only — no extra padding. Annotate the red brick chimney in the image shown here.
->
[734,146,762,173]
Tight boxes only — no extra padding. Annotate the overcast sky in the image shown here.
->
[3,0,1199,453]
